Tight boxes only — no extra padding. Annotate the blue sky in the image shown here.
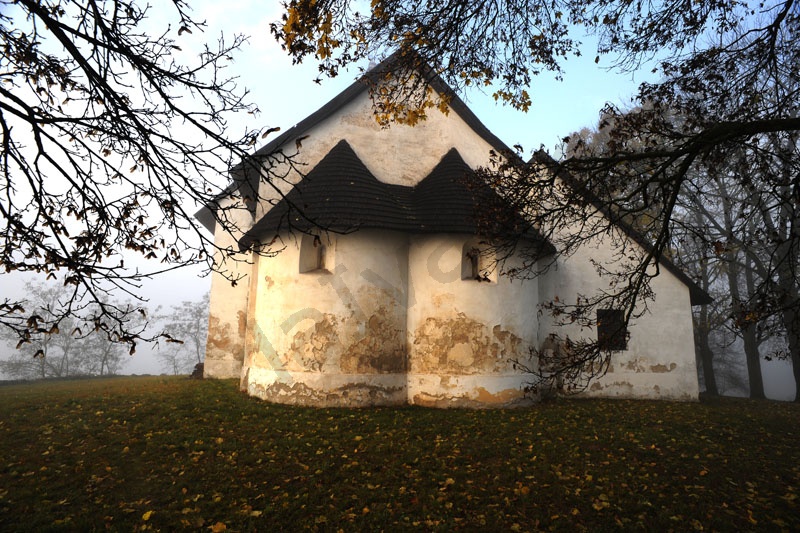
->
[180,0,648,157]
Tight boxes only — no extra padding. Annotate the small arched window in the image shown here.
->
[461,241,495,282]
[299,234,331,273]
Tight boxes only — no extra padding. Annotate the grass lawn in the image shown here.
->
[0,376,798,532]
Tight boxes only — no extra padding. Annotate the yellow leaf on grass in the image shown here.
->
[142,510,153,521]
[592,494,610,511]
[210,522,227,532]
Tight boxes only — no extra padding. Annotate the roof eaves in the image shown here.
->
[530,150,712,306]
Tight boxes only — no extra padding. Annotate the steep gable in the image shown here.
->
[238,51,512,179]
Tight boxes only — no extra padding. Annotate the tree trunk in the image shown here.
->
[695,307,718,396]
[785,309,800,402]
[718,177,765,399]
[725,255,765,398]
[694,251,718,396]
[774,251,800,402]
[742,324,765,399]
[742,256,766,399]
[100,344,111,376]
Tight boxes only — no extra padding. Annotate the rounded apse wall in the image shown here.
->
[406,234,539,407]
[241,231,540,407]
[242,230,409,407]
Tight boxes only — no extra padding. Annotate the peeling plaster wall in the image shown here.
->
[204,197,253,379]
[233,81,549,407]
[406,235,540,407]
[239,230,542,407]
[241,230,410,407]
[537,228,700,401]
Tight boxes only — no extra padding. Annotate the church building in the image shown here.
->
[196,54,707,407]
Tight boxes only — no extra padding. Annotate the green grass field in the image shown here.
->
[0,376,798,531]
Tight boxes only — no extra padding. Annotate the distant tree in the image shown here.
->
[711,342,751,397]
[709,176,767,399]
[272,0,800,392]
[75,298,145,376]
[0,281,138,379]
[155,293,209,375]
[670,206,722,396]
[676,176,767,398]
[0,281,80,379]
[674,130,799,399]
[0,1,296,352]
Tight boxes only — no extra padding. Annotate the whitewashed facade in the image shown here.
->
[197,56,705,407]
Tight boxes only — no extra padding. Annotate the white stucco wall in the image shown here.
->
[242,230,410,406]
[239,230,542,407]
[204,196,254,379]
[254,84,498,215]
[536,228,700,401]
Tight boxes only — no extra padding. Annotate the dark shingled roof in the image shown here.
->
[194,50,511,234]
[238,140,544,250]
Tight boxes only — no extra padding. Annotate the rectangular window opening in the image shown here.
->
[461,242,495,282]
[597,309,628,351]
